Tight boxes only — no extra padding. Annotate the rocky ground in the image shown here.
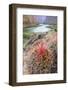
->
[23,30,57,74]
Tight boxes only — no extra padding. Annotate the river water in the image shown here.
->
[29,24,51,33]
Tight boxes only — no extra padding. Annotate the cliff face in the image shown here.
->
[23,15,57,27]
[23,15,38,27]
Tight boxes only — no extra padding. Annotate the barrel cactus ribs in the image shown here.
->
[23,30,57,74]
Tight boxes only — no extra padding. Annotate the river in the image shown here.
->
[29,24,52,33]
